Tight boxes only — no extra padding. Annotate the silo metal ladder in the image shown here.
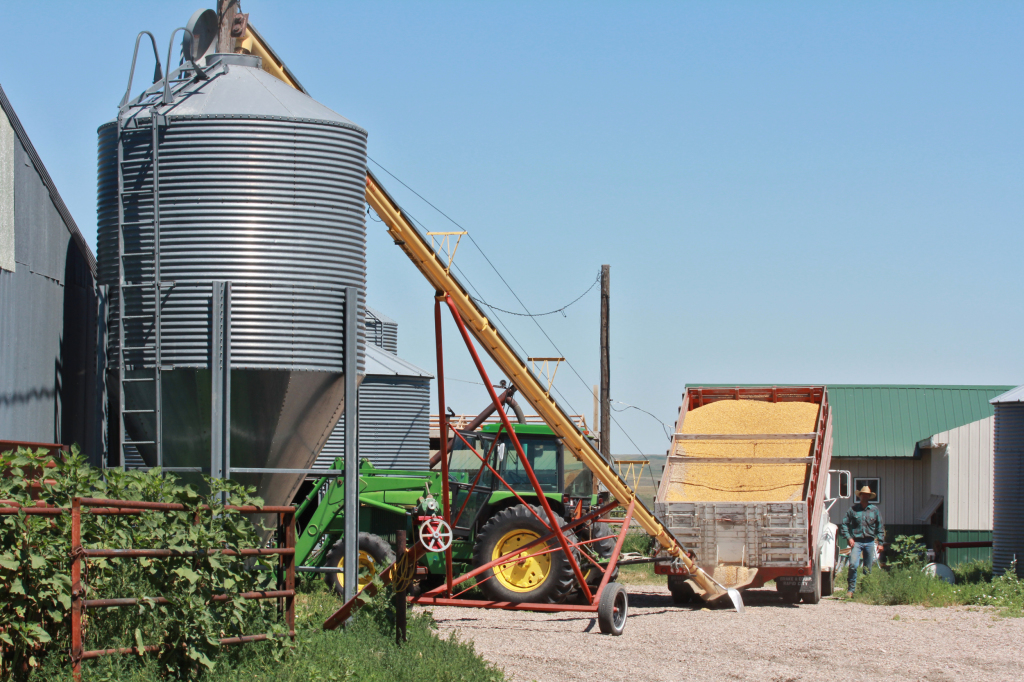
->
[113,40,216,469]
[115,105,167,470]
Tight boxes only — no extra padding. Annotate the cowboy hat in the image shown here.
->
[856,485,877,500]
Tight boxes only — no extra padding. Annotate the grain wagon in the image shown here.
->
[654,386,849,603]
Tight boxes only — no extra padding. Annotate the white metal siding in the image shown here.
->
[0,106,13,272]
[931,417,994,531]
[832,458,929,527]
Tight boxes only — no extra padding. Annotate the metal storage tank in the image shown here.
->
[97,47,366,508]
[365,306,398,354]
[991,386,1024,577]
[317,343,432,470]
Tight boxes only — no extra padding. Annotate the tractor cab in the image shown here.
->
[446,423,594,536]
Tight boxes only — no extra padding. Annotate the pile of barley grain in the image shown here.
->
[665,400,819,503]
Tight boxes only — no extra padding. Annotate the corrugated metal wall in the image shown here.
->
[931,417,994,532]
[365,308,397,354]
[832,457,929,528]
[316,376,430,470]
[993,403,1024,577]
[0,93,101,460]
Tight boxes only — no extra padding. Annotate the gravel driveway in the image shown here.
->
[421,585,1024,682]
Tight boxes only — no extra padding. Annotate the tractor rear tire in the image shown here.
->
[473,504,577,604]
[580,522,619,587]
[597,582,629,635]
[324,532,395,598]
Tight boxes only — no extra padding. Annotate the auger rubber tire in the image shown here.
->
[324,532,395,598]
[597,582,629,636]
[473,504,577,604]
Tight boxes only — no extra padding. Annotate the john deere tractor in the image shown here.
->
[294,423,617,603]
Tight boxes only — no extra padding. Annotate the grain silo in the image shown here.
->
[991,386,1024,577]
[317,309,432,470]
[365,306,398,354]
[96,22,367,508]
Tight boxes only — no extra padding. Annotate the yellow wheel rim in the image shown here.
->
[492,529,550,593]
[334,549,377,591]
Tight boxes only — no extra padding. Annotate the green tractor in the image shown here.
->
[294,423,618,603]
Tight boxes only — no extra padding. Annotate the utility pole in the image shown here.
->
[600,264,610,463]
[592,385,599,445]
[217,0,247,54]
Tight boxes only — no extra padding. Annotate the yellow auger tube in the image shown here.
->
[364,172,721,599]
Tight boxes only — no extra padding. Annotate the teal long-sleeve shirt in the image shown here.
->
[839,502,884,542]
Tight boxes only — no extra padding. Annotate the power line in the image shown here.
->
[366,157,655,462]
[471,270,600,318]
[610,401,673,442]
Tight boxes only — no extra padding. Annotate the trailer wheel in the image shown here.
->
[474,504,577,604]
[597,583,628,635]
[324,532,395,598]
[802,555,822,604]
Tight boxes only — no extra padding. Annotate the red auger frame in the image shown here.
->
[324,293,633,631]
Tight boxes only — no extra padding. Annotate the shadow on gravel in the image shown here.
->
[627,587,804,610]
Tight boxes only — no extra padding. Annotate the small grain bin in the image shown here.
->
[97,45,367,508]
[991,386,1024,577]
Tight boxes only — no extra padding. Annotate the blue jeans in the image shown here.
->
[847,541,877,592]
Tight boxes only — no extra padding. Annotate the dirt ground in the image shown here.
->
[421,585,1024,682]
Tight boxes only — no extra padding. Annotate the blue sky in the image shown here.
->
[2,2,1021,455]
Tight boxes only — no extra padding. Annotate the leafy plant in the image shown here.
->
[0,446,285,680]
[887,534,927,569]
[838,557,1024,617]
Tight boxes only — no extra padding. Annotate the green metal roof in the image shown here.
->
[827,385,1013,459]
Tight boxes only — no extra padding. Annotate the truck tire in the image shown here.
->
[474,504,577,604]
[802,555,822,604]
[820,544,837,597]
[324,532,395,598]
[778,588,802,603]
[668,575,696,604]
[597,582,629,635]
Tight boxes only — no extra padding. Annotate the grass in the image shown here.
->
[31,580,506,682]
[839,559,1024,617]
[614,530,663,586]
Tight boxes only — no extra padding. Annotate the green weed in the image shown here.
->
[840,539,1023,618]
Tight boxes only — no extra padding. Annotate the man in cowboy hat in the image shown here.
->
[839,485,885,598]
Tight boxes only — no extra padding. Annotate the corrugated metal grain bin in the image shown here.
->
[96,53,366,508]
[991,387,1024,577]
[365,306,398,354]
[317,344,432,470]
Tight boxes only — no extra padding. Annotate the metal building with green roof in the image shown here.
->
[825,385,1012,565]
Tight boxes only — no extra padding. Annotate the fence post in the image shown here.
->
[395,529,408,643]
[286,510,296,637]
[71,497,82,682]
